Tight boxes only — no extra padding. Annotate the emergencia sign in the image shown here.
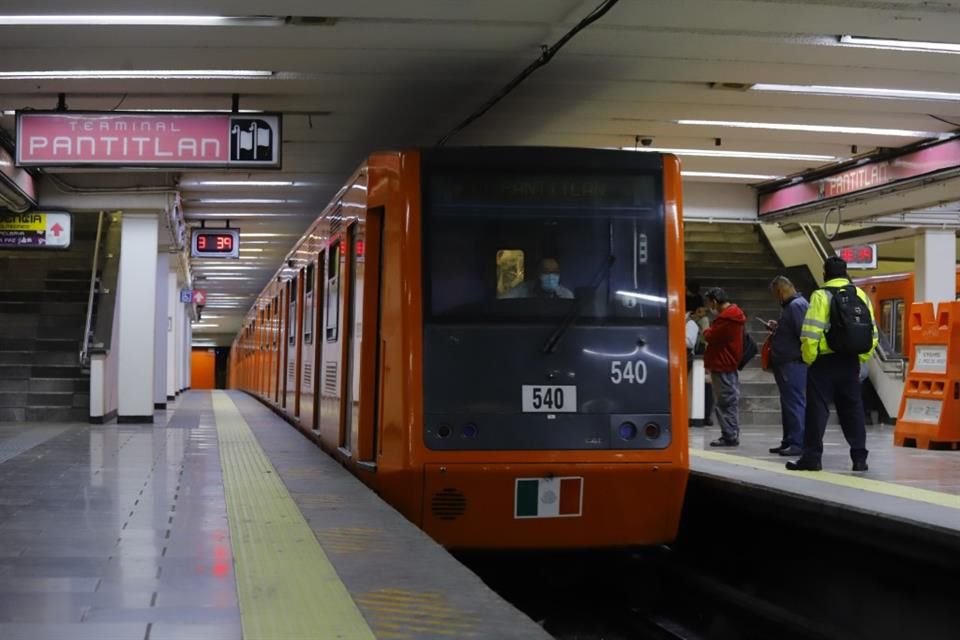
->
[0,212,71,248]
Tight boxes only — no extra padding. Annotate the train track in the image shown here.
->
[458,548,833,640]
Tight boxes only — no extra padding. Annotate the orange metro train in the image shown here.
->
[229,147,690,549]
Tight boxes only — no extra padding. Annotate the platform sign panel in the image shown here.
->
[180,289,193,304]
[16,112,281,169]
[192,289,208,306]
[0,211,71,249]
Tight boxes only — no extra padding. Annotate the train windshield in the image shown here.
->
[424,171,664,324]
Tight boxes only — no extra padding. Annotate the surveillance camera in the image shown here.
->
[640,138,653,147]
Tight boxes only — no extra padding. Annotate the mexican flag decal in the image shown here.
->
[515,477,583,519]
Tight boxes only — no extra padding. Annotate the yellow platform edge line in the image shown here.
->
[691,448,960,511]
[212,391,376,640]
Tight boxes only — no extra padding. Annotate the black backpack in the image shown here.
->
[824,285,873,355]
[738,327,758,370]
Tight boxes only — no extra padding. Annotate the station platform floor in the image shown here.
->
[689,423,960,543]
[0,391,550,640]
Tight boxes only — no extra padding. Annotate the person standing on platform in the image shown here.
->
[685,295,713,427]
[703,287,746,447]
[765,276,809,457]
[787,257,878,472]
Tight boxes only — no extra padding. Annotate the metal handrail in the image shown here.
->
[80,211,105,366]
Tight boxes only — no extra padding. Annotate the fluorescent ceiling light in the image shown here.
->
[752,83,960,102]
[189,198,303,204]
[677,119,938,138]
[682,171,783,180]
[191,323,220,328]
[0,15,281,27]
[126,108,263,113]
[839,34,960,54]
[186,180,296,187]
[622,146,836,161]
[240,233,295,238]
[239,248,264,252]
[185,212,305,218]
[0,69,273,79]
[202,277,256,281]
[615,291,667,304]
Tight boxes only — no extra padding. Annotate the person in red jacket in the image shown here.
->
[703,287,746,447]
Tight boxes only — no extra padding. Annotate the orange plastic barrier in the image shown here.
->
[895,301,960,450]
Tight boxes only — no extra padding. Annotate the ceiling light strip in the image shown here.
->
[0,69,273,79]
[677,119,939,138]
[622,146,836,161]
[0,15,282,27]
[752,83,960,102]
[839,34,960,54]
[682,171,783,180]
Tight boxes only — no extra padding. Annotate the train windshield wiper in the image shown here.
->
[541,254,615,354]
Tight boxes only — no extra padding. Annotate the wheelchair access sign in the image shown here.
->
[0,211,71,249]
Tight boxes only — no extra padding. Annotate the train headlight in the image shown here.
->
[462,423,479,439]
[644,422,662,440]
[437,423,452,438]
[618,421,638,441]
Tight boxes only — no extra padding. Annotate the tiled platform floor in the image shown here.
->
[0,392,551,640]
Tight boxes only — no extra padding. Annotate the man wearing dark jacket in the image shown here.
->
[703,287,746,447]
[766,276,810,456]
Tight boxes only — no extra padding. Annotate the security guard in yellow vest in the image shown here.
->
[787,256,878,473]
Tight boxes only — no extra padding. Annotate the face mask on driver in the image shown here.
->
[540,273,560,292]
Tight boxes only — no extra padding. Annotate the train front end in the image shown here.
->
[417,148,688,548]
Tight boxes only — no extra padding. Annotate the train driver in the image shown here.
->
[502,257,574,299]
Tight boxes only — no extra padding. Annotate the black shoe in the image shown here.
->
[852,461,869,472]
[710,437,739,447]
[769,445,785,454]
[786,458,822,471]
[778,446,804,456]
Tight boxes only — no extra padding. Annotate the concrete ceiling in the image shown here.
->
[2,0,960,336]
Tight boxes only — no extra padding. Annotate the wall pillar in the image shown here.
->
[117,214,159,423]
[166,271,178,401]
[154,253,169,410]
[914,230,957,304]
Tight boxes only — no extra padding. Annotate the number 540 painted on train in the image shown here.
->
[229,147,690,548]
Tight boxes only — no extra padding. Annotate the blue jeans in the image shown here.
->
[773,361,807,449]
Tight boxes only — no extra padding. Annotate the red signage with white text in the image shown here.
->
[759,136,960,216]
[16,112,281,169]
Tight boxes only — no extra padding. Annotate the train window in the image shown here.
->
[326,241,341,341]
[272,297,279,348]
[880,299,905,356]
[288,277,298,346]
[424,171,663,324]
[303,263,315,345]
[496,249,525,295]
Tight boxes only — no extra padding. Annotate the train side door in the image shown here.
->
[299,262,318,428]
[272,295,281,404]
[285,274,300,413]
[338,223,361,455]
[311,251,326,431]
[356,207,384,468]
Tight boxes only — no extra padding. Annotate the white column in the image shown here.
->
[915,230,957,304]
[166,271,178,400]
[154,253,169,409]
[185,314,193,389]
[117,214,159,422]
[175,285,185,393]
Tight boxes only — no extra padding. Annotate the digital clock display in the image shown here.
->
[191,229,240,259]
[837,244,877,269]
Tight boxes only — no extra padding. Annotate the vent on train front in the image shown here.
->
[287,362,295,379]
[303,362,312,387]
[431,488,467,521]
[323,361,338,396]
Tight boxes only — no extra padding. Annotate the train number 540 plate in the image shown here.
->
[521,385,577,413]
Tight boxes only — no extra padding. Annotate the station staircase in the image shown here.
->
[0,215,98,422]
[684,221,829,426]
